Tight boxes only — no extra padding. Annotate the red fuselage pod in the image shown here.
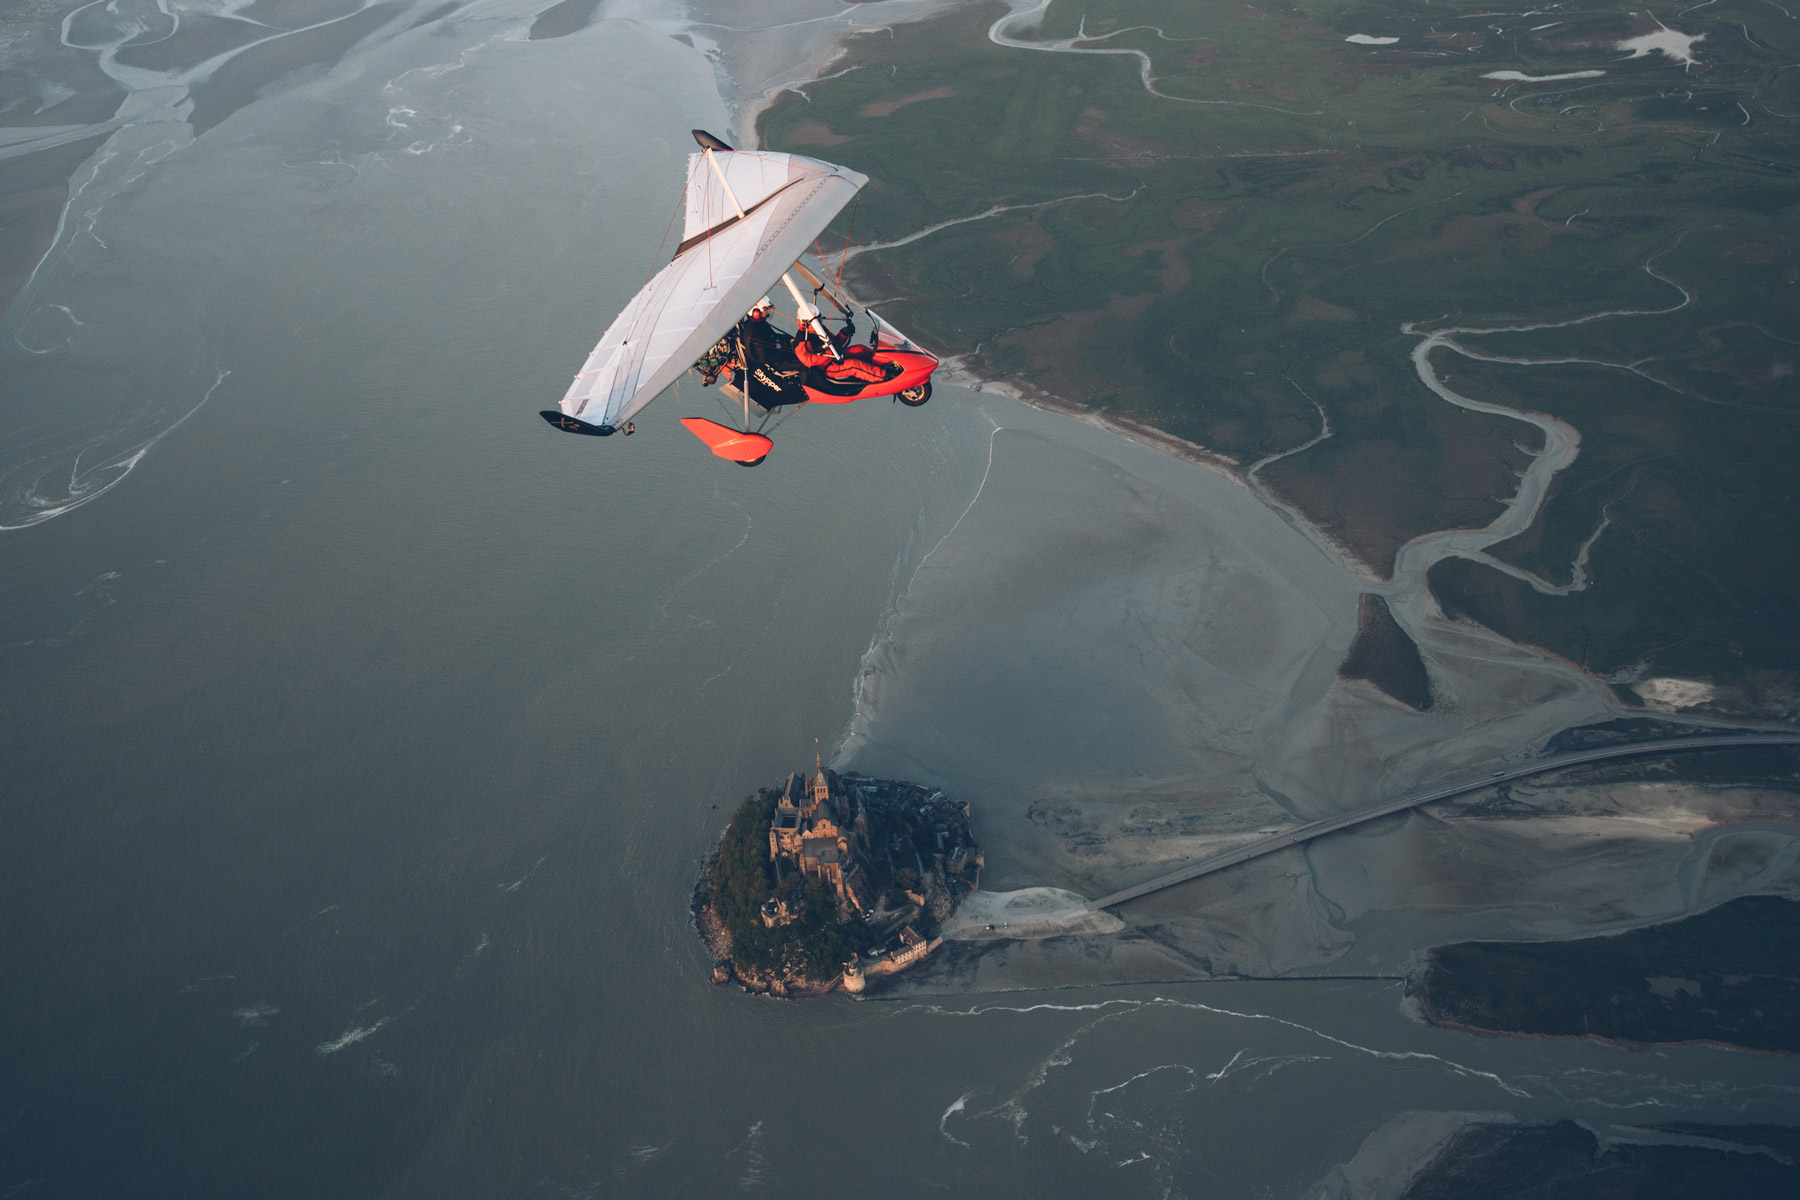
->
[799,348,939,406]
[680,418,774,463]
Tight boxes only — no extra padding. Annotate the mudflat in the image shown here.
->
[761,0,1800,723]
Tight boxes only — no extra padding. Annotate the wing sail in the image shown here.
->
[558,150,867,431]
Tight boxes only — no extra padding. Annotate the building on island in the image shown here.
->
[759,755,979,991]
[890,925,930,969]
[770,758,875,912]
[767,761,840,886]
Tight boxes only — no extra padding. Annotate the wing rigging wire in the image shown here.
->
[708,385,809,438]
[601,165,689,413]
[834,196,858,292]
[704,156,717,289]
[802,194,859,319]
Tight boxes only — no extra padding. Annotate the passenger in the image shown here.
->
[736,295,796,369]
[733,296,807,409]
[793,303,890,385]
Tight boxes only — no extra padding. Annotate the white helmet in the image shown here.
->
[794,302,819,324]
[749,295,774,316]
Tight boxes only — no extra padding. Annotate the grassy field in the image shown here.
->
[761,0,1800,707]
[1419,895,1800,1054]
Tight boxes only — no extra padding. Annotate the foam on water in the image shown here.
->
[0,1,553,530]
[891,985,1800,1185]
[315,1016,387,1054]
[5,2,1799,1195]
[0,368,228,530]
[938,1092,974,1147]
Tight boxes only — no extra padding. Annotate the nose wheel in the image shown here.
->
[896,381,932,407]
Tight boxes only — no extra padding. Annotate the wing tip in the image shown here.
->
[541,410,615,436]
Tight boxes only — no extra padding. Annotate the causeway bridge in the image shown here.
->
[1088,733,1800,911]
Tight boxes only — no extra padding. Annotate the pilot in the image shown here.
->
[792,303,889,384]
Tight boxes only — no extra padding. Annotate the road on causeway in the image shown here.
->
[1088,733,1800,911]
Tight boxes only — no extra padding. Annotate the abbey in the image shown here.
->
[768,759,983,921]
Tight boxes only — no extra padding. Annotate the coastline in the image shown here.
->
[687,0,1800,1016]
[934,359,1242,481]
[1304,1110,1512,1200]
[694,0,1403,595]
[694,770,983,997]
[1406,891,1800,1058]
[692,847,847,998]
[1413,1009,1800,1062]
[709,0,1258,484]
[671,0,971,149]
[706,0,1413,604]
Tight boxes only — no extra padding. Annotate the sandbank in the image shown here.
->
[670,0,970,147]
[1480,69,1606,82]
[941,887,1123,941]
[833,381,1798,991]
[1305,1111,1512,1200]
[684,0,1799,998]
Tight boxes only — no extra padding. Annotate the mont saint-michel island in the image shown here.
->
[698,760,983,996]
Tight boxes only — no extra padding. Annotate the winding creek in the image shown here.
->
[1377,246,1726,726]
[933,1,1751,739]
[3,1,1796,1194]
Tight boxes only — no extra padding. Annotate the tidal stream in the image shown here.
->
[2,2,1797,1197]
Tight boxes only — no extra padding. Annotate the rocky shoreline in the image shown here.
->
[692,854,848,998]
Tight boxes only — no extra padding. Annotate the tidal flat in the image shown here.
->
[759,0,1800,988]
[2,0,1795,1193]
[828,392,1800,989]
[760,4,1800,1184]
[761,0,1800,718]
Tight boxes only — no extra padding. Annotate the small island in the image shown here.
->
[697,759,983,996]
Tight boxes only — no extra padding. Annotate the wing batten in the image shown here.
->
[672,177,805,257]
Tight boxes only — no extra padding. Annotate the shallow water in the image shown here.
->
[2,2,1797,1197]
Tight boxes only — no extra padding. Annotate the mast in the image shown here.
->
[699,136,843,361]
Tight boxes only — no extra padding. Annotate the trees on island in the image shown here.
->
[711,790,871,981]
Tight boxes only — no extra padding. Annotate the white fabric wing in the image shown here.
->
[684,150,817,240]
[560,151,867,430]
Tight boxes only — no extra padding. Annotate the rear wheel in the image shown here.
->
[897,381,932,407]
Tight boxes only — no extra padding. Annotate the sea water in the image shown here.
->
[1,3,1796,1197]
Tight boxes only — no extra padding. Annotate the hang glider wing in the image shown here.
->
[557,148,868,432]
